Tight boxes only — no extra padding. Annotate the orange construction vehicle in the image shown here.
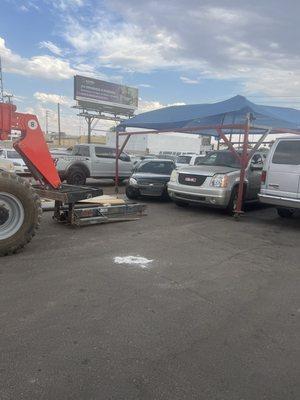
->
[0,102,145,256]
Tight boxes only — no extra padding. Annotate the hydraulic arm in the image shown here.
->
[0,102,61,188]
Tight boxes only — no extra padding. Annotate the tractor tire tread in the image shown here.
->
[0,172,42,256]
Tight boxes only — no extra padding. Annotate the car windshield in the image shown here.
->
[7,150,21,159]
[176,155,192,164]
[198,152,241,168]
[136,161,174,175]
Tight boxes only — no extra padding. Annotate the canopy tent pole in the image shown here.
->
[216,128,242,164]
[235,114,251,216]
[115,132,132,195]
[248,129,270,157]
[118,133,132,154]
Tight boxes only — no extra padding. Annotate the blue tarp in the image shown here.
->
[119,95,300,133]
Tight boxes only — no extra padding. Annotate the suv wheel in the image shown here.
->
[227,187,240,215]
[66,168,87,185]
[277,208,295,218]
[126,186,139,200]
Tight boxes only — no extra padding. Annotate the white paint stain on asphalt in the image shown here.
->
[114,256,153,269]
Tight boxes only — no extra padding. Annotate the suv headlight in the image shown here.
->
[129,177,138,186]
[170,170,178,182]
[210,174,229,188]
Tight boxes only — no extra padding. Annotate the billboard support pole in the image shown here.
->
[85,115,93,144]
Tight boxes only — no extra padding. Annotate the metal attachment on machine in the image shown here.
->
[35,183,147,226]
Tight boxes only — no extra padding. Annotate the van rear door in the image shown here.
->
[266,139,300,199]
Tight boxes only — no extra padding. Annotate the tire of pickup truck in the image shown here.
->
[0,172,41,256]
[66,167,87,185]
[277,207,295,218]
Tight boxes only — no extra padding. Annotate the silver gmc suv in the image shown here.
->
[168,150,266,213]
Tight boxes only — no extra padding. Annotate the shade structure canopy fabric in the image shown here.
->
[119,95,300,134]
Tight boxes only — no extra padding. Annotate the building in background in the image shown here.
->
[106,131,213,155]
[46,132,106,148]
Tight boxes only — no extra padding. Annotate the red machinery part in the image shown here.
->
[0,102,61,189]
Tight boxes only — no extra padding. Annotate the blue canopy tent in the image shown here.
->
[115,95,300,216]
[118,95,300,132]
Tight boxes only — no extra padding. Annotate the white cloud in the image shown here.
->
[0,36,100,80]
[58,0,300,99]
[0,37,75,79]
[17,1,40,12]
[180,76,201,84]
[138,84,152,88]
[64,19,182,72]
[50,0,85,10]
[39,41,63,56]
[34,92,72,106]
[138,99,185,113]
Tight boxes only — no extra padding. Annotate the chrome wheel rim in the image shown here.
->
[0,192,25,240]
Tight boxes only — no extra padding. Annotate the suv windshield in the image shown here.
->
[176,155,192,164]
[136,161,174,175]
[198,152,241,168]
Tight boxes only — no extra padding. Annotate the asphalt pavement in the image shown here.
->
[1,183,299,400]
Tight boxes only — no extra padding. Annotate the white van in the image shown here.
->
[259,137,300,217]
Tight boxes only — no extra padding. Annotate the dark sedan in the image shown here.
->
[125,159,175,199]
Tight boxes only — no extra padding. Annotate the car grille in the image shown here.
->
[178,173,207,186]
[175,192,206,201]
[137,179,165,186]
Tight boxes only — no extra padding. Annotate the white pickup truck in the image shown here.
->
[54,144,133,185]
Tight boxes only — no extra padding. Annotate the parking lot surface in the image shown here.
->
[1,183,299,400]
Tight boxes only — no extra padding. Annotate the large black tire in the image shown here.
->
[277,207,295,218]
[126,186,140,200]
[66,167,87,185]
[227,186,244,215]
[0,172,41,256]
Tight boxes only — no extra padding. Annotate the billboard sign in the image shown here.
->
[74,75,138,115]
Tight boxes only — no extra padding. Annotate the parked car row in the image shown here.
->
[125,137,300,218]
[52,145,207,186]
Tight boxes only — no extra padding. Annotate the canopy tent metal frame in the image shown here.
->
[114,114,300,217]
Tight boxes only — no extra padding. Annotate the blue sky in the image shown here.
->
[1,0,299,134]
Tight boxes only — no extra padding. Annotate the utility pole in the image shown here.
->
[0,56,4,102]
[57,103,61,145]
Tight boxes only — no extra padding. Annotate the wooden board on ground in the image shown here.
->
[80,195,126,206]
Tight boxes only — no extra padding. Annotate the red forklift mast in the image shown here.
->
[0,102,61,188]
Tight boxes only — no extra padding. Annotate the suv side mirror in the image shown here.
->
[119,154,130,162]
